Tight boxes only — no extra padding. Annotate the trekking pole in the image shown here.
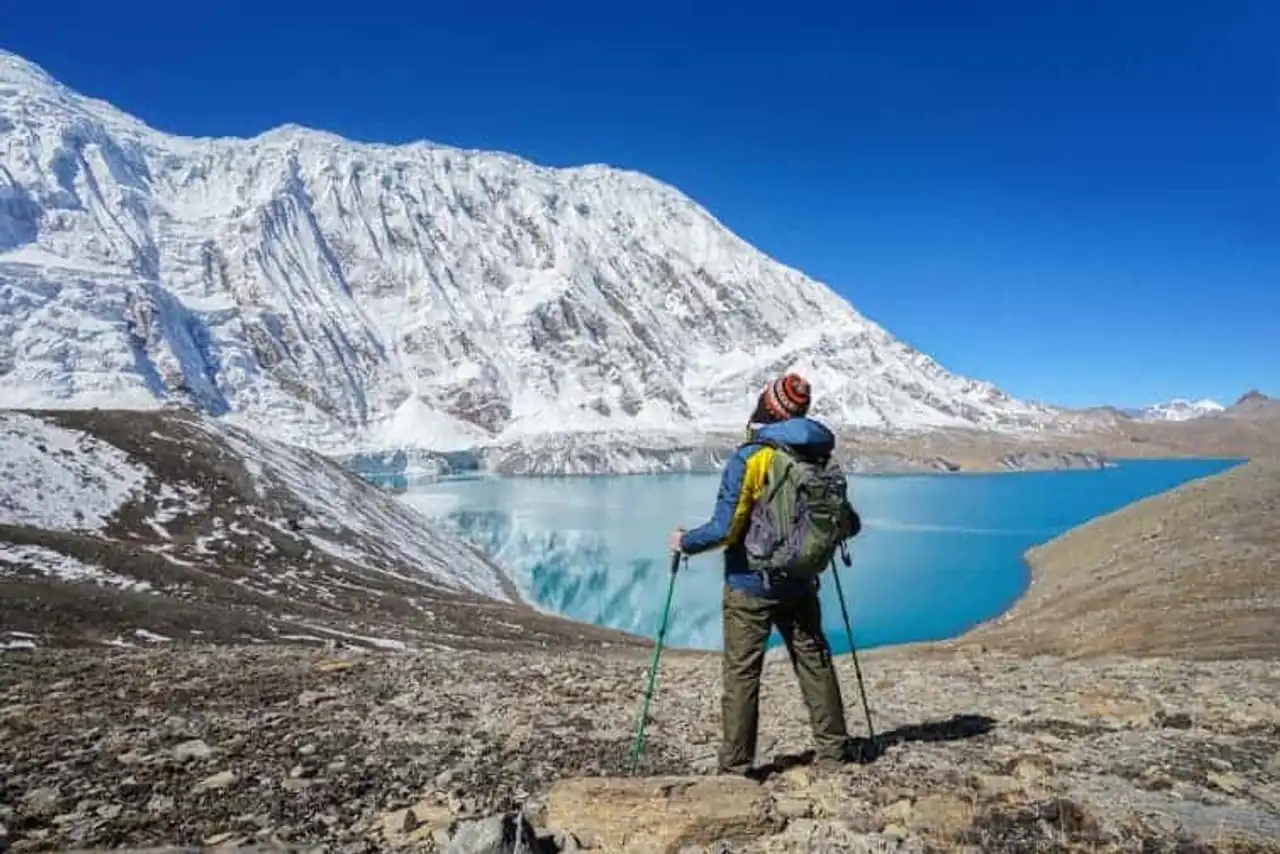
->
[830,545,876,748]
[629,550,683,771]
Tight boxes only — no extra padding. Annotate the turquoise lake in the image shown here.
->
[395,457,1242,655]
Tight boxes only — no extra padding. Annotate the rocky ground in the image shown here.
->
[2,643,1278,854]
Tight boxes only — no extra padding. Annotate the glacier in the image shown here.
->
[0,48,1071,473]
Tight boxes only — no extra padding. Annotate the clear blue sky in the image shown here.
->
[3,0,1276,408]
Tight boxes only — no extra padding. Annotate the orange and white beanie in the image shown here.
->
[754,373,811,422]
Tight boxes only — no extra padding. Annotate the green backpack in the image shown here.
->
[742,438,858,583]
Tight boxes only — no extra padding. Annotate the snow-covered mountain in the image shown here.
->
[1125,399,1226,423]
[0,49,1062,461]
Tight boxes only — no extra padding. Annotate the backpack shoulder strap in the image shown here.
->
[741,434,794,456]
[734,436,794,504]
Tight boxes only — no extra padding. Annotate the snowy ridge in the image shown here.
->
[2,49,1065,468]
[1127,399,1226,423]
[0,409,508,601]
[0,409,650,652]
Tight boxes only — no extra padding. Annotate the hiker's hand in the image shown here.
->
[669,526,686,554]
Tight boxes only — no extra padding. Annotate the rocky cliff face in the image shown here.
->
[0,49,1063,469]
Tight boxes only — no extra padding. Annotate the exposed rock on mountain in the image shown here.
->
[1225,389,1277,421]
[1,49,1062,471]
[1239,391,1269,409]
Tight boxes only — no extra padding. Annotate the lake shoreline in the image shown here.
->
[355,452,1250,495]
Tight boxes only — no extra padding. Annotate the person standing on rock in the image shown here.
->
[669,373,863,775]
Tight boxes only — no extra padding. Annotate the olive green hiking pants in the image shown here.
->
[718,584,850,773]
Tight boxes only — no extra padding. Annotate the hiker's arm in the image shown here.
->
[680,446,753,554]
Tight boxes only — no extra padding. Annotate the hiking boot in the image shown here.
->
[814,737,876,770]
[716,763,767,782]
[812,749,851,772]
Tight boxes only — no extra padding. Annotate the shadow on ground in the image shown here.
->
[756,712,998,777]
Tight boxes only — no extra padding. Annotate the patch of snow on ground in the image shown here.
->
[154,549,196,567]
[193,534,226,555]
[304,535,378,572]
[0,543,152,591]
[298,624,411,651]
[152,481,210,524]
[0,413,151,531]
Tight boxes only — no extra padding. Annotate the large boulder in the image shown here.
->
[542,775,778,854]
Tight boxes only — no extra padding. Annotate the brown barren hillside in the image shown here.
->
[1079,392,1280,460]
[951,457,1280,660]
[831,391,1279,474]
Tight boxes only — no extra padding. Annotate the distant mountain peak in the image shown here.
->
[1125,398,1225,423]
[1235,389,1270,407]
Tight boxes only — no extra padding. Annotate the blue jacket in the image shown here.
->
[680,417,854,597]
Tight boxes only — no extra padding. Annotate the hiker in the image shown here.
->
[669,373,862,775]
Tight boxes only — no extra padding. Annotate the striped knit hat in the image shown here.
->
[752,373,811,423]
